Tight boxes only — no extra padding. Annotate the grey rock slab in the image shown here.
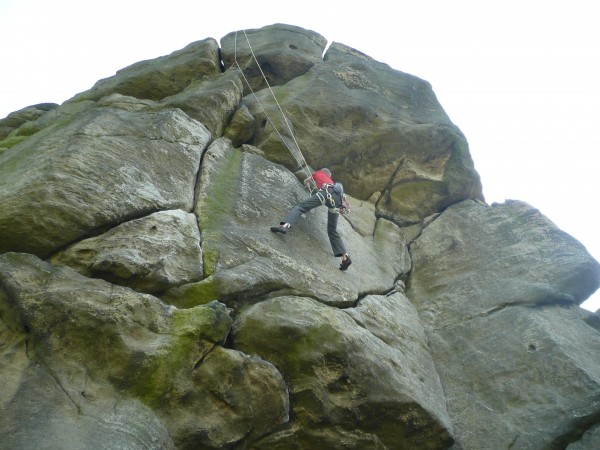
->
[164,138,411,308]
[408,199,600,329]
[0,253,232,387]
[342,195,377,237]
[224,104,256,147]
[96,92,161,111]
[50,209,203,294]
[0,106,211,258]
[427,305,600,450]
[0,357,175,450]
[406,199,600,449]
[344,293,452,430]
[233,295,454,449]
[173,345,289,449]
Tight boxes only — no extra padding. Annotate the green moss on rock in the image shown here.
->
[161,276,223,309]
[197,144,243,276]
[127,301,232,408]
[0,135,28,149]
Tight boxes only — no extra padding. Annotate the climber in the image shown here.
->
[271,168,352,271]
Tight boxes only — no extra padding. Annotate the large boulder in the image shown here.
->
[162,138,411,309]
[0,103,58,145]
[67,39,221,104]
[0,252,289,449]
[0,349,175,450]
[175,345,289,449]
[409,200,600,326]
[240,41,483,224]
[49,209,203,295]
[407,200,600,449]
[232,294,454,449]
[221,23,328,95]
[0,105,210,258]
[159,68,244,137]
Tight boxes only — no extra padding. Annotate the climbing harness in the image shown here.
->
[233,30,317,191]
[316,184,338,212]
[316,182,351,215]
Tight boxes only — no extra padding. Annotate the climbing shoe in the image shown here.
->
[270,225,288,234]
[339,255,352,271]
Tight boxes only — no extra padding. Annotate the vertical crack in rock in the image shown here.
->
[375,156,406,212]
[191,342,223,372]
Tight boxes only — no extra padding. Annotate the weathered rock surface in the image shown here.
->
[221,23,327,95]
[0,355,176,450]
[163,137,411,309]
[223,104,255,147]
[159,67,244,137]
[67,38,221,104]
[239,40,483,224]
[233,294,453,449]
[50,209,203,294]
[407,200,600,449]
[0,102,58,144]
[409,200,600,327]
[1,23,599,450]
[177,345,289,449]
[0,253,288,449]
[0,105,210,258]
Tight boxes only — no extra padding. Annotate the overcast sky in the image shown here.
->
[1,0,599,310]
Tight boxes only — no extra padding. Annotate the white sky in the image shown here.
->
[1,0,599,310]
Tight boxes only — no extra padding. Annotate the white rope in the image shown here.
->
[233,30,315,189]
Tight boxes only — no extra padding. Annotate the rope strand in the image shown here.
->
[233,30,316,189]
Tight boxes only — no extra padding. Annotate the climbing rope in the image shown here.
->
[233,30,317,190]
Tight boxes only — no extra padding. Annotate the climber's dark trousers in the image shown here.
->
[281,193,347,257]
